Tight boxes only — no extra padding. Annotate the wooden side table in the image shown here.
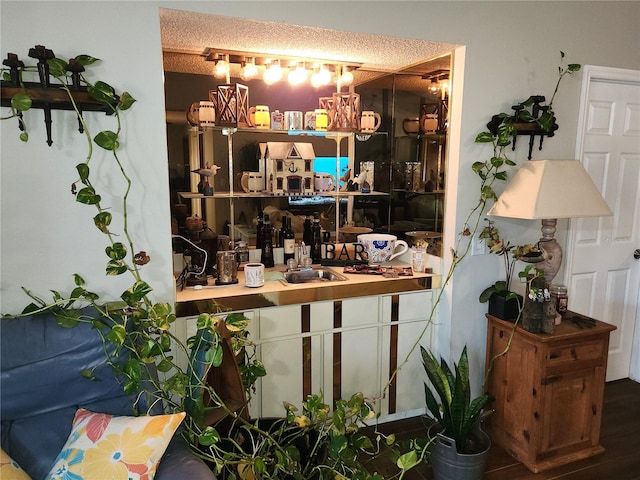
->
[484,312,616,473]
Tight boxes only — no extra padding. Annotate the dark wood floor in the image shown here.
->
[365,378,640,479]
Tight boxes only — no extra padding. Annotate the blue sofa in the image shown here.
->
[0,308,215,480]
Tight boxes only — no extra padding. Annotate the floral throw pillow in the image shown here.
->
[45,408,185,480]
[1,448,32,480]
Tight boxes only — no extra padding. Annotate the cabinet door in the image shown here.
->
[539,366,603,459]
[381,291,434,419]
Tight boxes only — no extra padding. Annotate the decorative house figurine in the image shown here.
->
[259,142,315,195]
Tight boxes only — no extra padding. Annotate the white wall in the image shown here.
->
[2,1,639,389]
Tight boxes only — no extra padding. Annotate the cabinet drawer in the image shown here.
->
[546,340,605,372]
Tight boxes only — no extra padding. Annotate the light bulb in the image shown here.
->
[340,66,354,86]
[311,65,331,87]
[214,56,229,78]
[263,60,282,85]
[240,58,258,80]
[428,79,440,95]
[288,63,308,85]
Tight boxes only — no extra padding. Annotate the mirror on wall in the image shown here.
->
[161,11,453,257]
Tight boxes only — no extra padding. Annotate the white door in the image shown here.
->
[567,66,640,381]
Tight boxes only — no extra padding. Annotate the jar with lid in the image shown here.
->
[550,284,568,318]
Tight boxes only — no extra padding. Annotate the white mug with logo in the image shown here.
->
[314,173,335,192]
[240,172,264,193]
[357,233,409,265]
[244,263,265,287]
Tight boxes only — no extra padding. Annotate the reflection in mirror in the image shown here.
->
[163,24,452,257]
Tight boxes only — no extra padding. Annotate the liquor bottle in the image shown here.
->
[282,216,296,263]
[278,217,287,248]
[255,213,264,250]
[311,212,322,264]
[260,213,275,268]
[302,216,313,246]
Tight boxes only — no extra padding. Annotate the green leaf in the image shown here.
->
[88,81,116,103]
[80,368,98,381]
[537,111,554,131]
[106,242,127,260]
[208,344,223,367]
[19,132,28,142]
[157,358,174,372]
[11,93,32,112]
[73,273,85,286]
[495,171,508,181]
[474,132,494,143]
[76,163,90,183]
[118,92,136,111]
[329,435,348,458]
[396,450,419,471]
[76,186,101,205]
[126,281,153,302]
[106,260,127,276]
[75,54,100,66]
[568,64,581,72]
[254,457,266,474]
[123,357,141,395]
[93,211,112,233]
[54,309,81,328]
[47,58,68,78]
[106,323,126,346]
[94,130,119,151]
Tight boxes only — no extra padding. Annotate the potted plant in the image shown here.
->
[477,219,542,321]
[420,345,491,480]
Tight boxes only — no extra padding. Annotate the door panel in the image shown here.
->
[569,69,640,381]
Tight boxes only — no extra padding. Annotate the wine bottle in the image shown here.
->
[283,216,295,263]
[260,213,275,268]
[311,212,322,264]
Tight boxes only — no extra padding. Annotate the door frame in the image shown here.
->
[569,65,640,381]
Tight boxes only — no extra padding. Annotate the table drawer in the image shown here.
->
[546,339,605,371]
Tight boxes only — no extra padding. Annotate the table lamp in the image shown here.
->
[487,159,612,282]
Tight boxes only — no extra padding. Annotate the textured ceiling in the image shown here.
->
[160,8,457,81]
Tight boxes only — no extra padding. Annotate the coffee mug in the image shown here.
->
[284,111,303,130]
[304,111,316,130]
[244,263,264,288]
[240,171,264,193]
[420,113,438,133]
[248,105,270,129]
[360,111,381,133]
[186,101,216,127]
[314,173,335,192]
[315,109,328,131]
[357,233,409,265]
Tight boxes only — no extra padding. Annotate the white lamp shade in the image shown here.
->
[487,160,612,219]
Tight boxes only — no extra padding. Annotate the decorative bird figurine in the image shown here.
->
[191,164,220,177]
[353,169,368,186]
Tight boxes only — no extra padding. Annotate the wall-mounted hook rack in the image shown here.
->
[1,46,119,146]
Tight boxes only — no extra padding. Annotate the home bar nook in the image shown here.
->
[165,12,453,421]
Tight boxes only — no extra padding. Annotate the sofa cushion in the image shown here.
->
[44,409,185,480]
[1,308,216,480]
[1,448,31,479]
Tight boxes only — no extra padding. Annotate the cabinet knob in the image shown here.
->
[634,249,640,260]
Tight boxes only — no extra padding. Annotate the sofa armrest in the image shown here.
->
[156,434,216,480]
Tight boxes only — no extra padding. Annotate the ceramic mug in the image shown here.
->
[420,113,438,133]
[186,101,216,127]
[240,172,264,192]
[248,105,270,129]
[357,233,409,265]
[314,173,335,192]
[360,111,381,133]
[284,111,303,130]
[244,262,265,288]
[315,109,328,131]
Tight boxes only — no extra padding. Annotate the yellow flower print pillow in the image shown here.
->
[45,408,185,480]
[1,448,32,480]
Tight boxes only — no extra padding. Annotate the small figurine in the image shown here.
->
[191,164,220,177]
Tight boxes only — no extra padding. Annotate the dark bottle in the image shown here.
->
[255,213,264,250]
[282,215,296,263]
[311,212,322,264]
[278,217,287,248]
[303,216,313,246]
[260,213,275,268]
